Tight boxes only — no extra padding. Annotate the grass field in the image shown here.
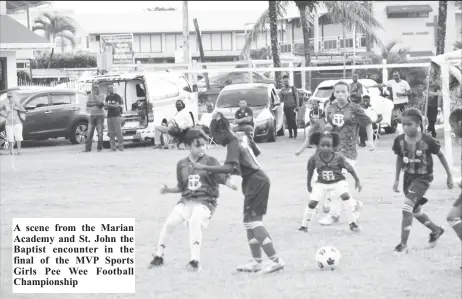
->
[1,132,461,299]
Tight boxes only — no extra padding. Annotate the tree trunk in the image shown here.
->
[268,1,282,88]
[343,26,347,79]
[298,4,312,91]
[436,1,447,55]
[47,48,55,69]
[193,18,210,89]
[363,1,372,52]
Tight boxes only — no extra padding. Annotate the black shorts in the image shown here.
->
[453,192,462,207]
[403,173,433,203]
[242,170,270,218]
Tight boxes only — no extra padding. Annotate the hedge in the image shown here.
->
[31,51,97,69]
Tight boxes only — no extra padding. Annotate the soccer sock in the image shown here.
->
[413,211,440,233]
[401,207,414,245]
[341,199,355,224]
[155,212,184,257]
[330,199,341,218]
[189,211,206,262]
[448,218,462,240]
[252,225,279,263]
[246,229,262,262]
[301,206,315,227]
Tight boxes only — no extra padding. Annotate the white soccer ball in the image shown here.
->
[315,246,341,270]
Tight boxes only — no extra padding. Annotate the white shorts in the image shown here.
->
[6,124,23,142]
[311,181,350,202]
[172,201,212,228]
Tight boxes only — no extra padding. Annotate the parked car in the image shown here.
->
[0,88,89,148]
[197,71,274,106]
[214,83,284,142]
[307,79,395,133]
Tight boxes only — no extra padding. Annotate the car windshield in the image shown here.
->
[217,88,268,108]
[313,87,333,99]
[199,73,229,85]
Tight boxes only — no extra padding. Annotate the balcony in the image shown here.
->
[280,34,367,56]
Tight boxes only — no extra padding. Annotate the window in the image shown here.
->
[133,35,140,53]
[140,35,151,52]
[201,33,212,51]
[165,34,176,52]
[216,88,268,108]
[229,72,249,84]
[25,95,49,109]
[222,33,232,50]
[150,34,162,52]
[211,33,221,51]
[51,94,74,105]
[387,12,429,18]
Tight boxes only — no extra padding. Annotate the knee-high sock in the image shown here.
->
[252,225,279,262]
[401,206,414,245]
[301,206,315,227]
[246,229,262,262]
[414,210,440,233]
[448,217,462,240]
[341,199,355,224]
[155,211,184,257]
[189,209,207,262]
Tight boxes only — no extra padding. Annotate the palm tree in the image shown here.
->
[268,1,283,87]
[436,1,447,55]
[32,12,77,69]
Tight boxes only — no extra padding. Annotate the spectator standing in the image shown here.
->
[359,95,383,147]
[279,75,301,139]
[83,84,105,152]
[105,84,124,151]
[426,81,442,138]
[349,73,363,104]
[375,70,411,111]
[0,92,26,155]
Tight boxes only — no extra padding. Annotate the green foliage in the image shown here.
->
[31,51,97,69]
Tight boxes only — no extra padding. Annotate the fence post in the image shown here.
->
[382,59,388,83]
[248,59,253,83]
[289,62,294,86]
[191,59,199,122]
[301,58,306,90]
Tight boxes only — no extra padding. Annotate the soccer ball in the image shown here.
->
[315,246,341,270]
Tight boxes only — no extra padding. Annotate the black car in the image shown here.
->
[0,88,89,148]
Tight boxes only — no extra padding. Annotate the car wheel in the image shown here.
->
[0,128,9,149]
[70,122,88,144]
[160,121,171,146]
[103,141,111,149]
[268,121,277,142]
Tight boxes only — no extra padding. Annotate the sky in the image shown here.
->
[50,1,268,14]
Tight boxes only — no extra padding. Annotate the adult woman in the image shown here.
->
[279,75,300,139]
[0,92,26,155]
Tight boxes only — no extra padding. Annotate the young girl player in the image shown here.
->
[191,112,285,274]
[150,129,237,272]
[392,108,453,253]
[299,131,362,232]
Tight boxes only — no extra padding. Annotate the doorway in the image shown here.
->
[0,58,7,91]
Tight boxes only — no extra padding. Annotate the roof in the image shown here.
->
[6,1,48,13]
[386,5,433,14]
[73,10,266,34]
[0,15,50,48]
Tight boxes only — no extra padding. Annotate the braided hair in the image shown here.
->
[401,108,424,132]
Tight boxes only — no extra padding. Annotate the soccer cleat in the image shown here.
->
[349,222,362,232]
[297,226,308,232]
[353,200,364,222]
[185,260,201,272]
[319,215,339,226]
[394,243,408,254]
[260,258,285,274]
[149,255,164,267]
[236,260,262,273]
[427,227,445,248]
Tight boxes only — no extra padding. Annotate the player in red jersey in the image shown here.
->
[150,129,237,271]
[447,108,462,252]
[319,81,373,226]
[392,108,453,253]
[191,112,285,274]
[298,131,362,232]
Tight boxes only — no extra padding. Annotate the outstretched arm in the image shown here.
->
[307,158,315,192]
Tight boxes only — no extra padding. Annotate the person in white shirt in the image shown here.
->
[358,95,382,147]
[375,70,411,111]
[155,100,195,148]
[197,102,214,134]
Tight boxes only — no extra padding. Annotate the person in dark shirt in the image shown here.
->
[426,82,441,138]
[191,112,285,274]
[279,75,301,138]
[349,73,363,104]
[308,99,325,127]
[392,108,453,254]
[105,84,124,151]
[232,99,254,136]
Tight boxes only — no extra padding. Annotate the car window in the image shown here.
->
[148,79,179,100]
[177,76,191,91]
[51,94,74,105]
[206,73,229,84]
[313,87,333,98]
[229,72,249,83]
[25,95,49,109]
[76,93,87,104]
[216,87,268,108]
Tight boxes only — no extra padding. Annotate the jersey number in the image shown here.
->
[321,171,335,181]
[187,174,202,191]
[332,114,345,127]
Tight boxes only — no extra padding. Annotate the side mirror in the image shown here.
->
[192,84,198,92]
[183,86,192,93]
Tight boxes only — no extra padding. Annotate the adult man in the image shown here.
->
[349,73,363,104]
[155,100,194,148]
[279,75,300,139]
[83,84,105,152]
[375,70,411,111]
[105,84,124,151]
[358,95,383,147]
[232,99,254,137]
[426,81,441,138]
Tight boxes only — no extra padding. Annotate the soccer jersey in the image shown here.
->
[225,137,261,178]
[309,109,325,126]
[326,102,372,160]
[308,152,354,184]
[176,154,229,208]
[392,133,441,175]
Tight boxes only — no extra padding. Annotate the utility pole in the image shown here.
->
[182,1,190,64]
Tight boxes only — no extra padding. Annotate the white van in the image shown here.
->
[80,70,198,148]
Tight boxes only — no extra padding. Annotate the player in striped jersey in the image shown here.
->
[447,108,462,255]
[299,131,362,233]
[392,108,453,253]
